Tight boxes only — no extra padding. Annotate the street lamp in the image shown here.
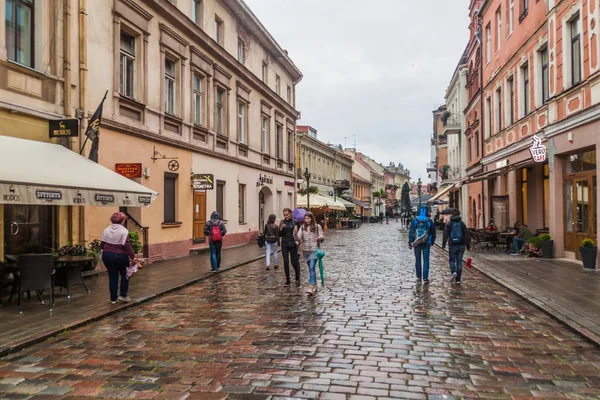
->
[417,178,422,208]
[303,167,311,209]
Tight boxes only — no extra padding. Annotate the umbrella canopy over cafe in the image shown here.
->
[0,136,158,207]
[296,194,346,211]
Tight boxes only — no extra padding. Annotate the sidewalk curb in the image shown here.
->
[432,244,600,348]
[0,253,265,358]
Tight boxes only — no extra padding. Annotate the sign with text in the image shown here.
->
[49,119,79,138]
[529,135,547,163]
[193,174,214,190]
[115,163,142,178]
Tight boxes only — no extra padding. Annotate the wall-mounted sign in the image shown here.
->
[36,190,62,201]
[529,135,547,163]
[49,119,79,138]
[115,163,142,178]
[495,159,509,169]
[95,194,115,204]
[192,174,214,190]
[257,173,273,187]
[284,181,295,187]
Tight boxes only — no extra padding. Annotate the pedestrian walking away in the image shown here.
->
[263,214,279,271]
[295,211,325,296]
[442,208,471,284]
[204,211,227,271]
[280,208,301,287]
[408,205,436,284]
[101,212,137,304]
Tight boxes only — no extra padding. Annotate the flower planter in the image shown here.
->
[540,240,554,259]
[580,246,598,269]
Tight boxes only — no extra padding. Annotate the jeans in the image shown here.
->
[265,242,278,267]
[209,241,222,271]
[102,252,130,301]
[513,237,525,253]
[282,244,300,284]
[413,244,431,280]
[307,258,317,285]
[449,245,465,282]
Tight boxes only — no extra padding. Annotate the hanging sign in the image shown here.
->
[49,119,79,138]
[115,163,142,178]
[192,174,214,190]
[529,135,547,163]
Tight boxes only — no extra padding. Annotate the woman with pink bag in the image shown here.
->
[101,212,137,304]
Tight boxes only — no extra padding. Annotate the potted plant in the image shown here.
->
[580,239,597,269]
[129,232,142,256]
[539,233,554,259]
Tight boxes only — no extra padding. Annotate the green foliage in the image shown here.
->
[129,232,142,254]
[540,233,552,241]
[582,238,596,248]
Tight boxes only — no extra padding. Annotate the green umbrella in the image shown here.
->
[316,247,326,286]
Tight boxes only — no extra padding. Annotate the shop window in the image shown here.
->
[5,0,34,68]
[543,164,550,229]
[164,172,178,223]
[566,150,596,173]
[238,184,245,223]
[217,181,225,219]
[521,168,528,226]
[565,179,574,233]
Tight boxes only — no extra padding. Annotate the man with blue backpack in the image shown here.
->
[408,205,437,284]
[442,209,471,284]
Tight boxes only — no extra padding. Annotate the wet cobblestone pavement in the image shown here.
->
[1,223,600,399]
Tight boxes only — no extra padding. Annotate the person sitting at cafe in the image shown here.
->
[510,221,531,255]
[486,218,497,232]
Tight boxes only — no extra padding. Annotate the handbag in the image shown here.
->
[256,233,266,248]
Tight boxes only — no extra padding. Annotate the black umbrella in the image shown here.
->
[440,207,455,215]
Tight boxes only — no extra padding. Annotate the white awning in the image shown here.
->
[0,136,158,207]
[427,184,453,204]
[296,194,346,211]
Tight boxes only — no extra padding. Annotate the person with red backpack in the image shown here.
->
[442,208,471,284]
[204,211,227,272]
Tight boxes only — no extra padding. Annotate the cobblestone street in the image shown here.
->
[1,222,600,399]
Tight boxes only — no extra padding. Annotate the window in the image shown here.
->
[262,117,269,153]
[215,17,223,45]
[475,132,480,157]
[238,102,246,143]
[238,184,246,224]
[496,8,502,52]
[216,181,225,219]
[507,76,515,125]
[164,172,178,223]
[287,130,294,162]
[275,75,280,95]
[540,46,549,103]
[570,14,581,86]
[164,59,176,115]
[119,31,136,98]
[5,0,34,67]
[485,23,491,63]
[495,86,502,133]
[522,0,528,13]
[521,62,530,116]
[262,62,268,83]
[192,0,202,26]
[543,164,549,228]
[193,75,203,126]
[485,97,492,139]
[288,193,293,209]
[216,88,225,136]
[509,0,514,35]
[468,138,472,162]
[276,124,283,159]
[237,37,245,63]
[287,85,292,103]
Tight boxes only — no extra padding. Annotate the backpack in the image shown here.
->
[412,219,430,246]
[209,221,223,243]
[450,222,463,245]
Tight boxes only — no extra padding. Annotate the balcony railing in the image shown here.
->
[442,113,461,134]
[437,134,448,145]
[440,166,462,181]
[333,179,351,190]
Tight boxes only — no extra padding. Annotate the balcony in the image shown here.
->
[333,179,351,190]
[437,134,448,146]
[441,112,461,135]
[426,161,437,172]
[440,165,462,182]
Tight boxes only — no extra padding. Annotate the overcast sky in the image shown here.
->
[245,0,470,182]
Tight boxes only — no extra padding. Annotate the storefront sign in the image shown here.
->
[36,190,62,201]
[284,181,295,187]
[2,185,21,202]
[95,194,115,204]
[529,135,547,163]
[496,159,509,169]
[115,163,142,178]
[138,196,152,205]
[73,190,86,204]
[257,174,273,187]
[49,119,79,138]
[192,174,214,190]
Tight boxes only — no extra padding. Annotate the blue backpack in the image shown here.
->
[413,219,430,246]
[450,222,463,244]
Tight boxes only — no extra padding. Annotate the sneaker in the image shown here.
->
[111,301,117,304]
[266,266,270,271]
[211,269,218,272]
[423,279,430,285]
[284,282,291,287]
[510,252,520,256]
[274,265,279,270]
[456,281,461,285]
[118,296,132,302]
[450,272,457,283]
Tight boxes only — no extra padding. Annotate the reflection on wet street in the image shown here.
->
[1,222,600,399]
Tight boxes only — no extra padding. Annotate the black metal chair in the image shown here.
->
[0,262,15,307]
[16,254,55,314]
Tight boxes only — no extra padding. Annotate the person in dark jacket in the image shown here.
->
[442,209,471,284]
[263,214,279,271]
[408,205,436,284]
[101,212,136,304]
[204,211,227,271]
[280,208,300,287]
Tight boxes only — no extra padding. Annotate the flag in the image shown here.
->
[85,92,107,163]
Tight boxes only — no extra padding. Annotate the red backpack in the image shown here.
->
[209,221,223,243]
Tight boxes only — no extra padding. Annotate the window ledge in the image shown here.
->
[239,222,247,225]
[238,141,249,148]
[162,221,183,228]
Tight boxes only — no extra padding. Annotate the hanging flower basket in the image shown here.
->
[298,186,319,196]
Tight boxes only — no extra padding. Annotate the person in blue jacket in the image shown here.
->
[408,205,437,284]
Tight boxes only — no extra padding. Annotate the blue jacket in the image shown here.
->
[408,205,436,246]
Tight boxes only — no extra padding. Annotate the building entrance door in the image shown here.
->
[4,205,55,255]
[564,174,597,255]
[193,191,206,243]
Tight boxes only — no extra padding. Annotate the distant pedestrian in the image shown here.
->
[408,205,436,284]
[280,208,300,287]
[385,211,390,224]
[295,211,325,296]
[101,212,136,304]
[204,211,227,272]
[442,209,471,284]
[263,214,279,271]
[379,211,384,224]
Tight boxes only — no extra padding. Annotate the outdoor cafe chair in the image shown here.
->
[16,254,55,315]
[0,262,15,307]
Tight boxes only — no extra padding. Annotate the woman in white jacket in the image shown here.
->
[295,212,324,295]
